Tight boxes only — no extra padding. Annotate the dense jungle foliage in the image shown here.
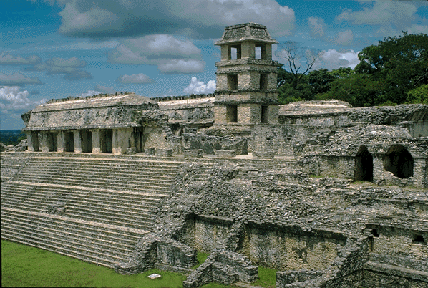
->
[277,33,428,106]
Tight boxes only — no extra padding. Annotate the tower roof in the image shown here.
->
[215,22,278,45]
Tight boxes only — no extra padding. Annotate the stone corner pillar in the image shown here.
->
[91,129,101,154]
[73,130,82,154]
[268,105,279,124]
[112,128,122,155]
[40,132,49,153]
[57,131,65,153]
[26,132,34,152]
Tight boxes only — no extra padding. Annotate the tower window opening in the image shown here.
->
[226,105,238,122]
[255,44,267,59]
[260,73,268,91]
[229,45,241,60]
[261,105,269,123]
[228,74,238,91]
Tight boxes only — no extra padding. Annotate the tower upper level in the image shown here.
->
[215,22,278,61]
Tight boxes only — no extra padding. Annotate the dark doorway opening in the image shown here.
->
[48,133,57,152]
[354,145,373,182]
[64,132,74,152]
[31,132,40,152]
[134,128,145,153]
[226,105,238,123]
[383,145,414,178]
[101,129,112,153]
[260,73,268,91]
[261,105,269,123]
[81,130,92,153]
[228,74,238,91]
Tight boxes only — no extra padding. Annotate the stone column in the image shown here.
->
[373,155,384,184]
[40,132,49,153]
[92,129,100,154]
[74,130,82,153]
[267,105,279,124]
[57,131,65,153]
[26,132,34,152]
[112,128,121,155]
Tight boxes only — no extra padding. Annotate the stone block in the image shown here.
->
[215,150,236,158]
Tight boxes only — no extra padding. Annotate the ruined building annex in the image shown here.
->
[1,23,427,288]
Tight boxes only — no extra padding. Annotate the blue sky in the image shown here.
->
[1,0,427,130]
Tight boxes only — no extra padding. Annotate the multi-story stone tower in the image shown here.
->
[214,23,281,125]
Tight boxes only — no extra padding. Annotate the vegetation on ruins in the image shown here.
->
[277,32,428,106]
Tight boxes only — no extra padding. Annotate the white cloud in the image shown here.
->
[53,0,295,39]
[407,24,428,34]
[0,86,47,113]
[0,73,44,86]
[26,57,92,81]
[183,77,216,95]
[158,60,205,74]
[116,73,153,84]
[307,17,325,37]
[336,1,418,36]
[335,30,354,46]
[0,52,41,65]
[313,49,360,71]
[94,85,115,94]
[109,34,205,73]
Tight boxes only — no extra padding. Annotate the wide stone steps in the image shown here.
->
[2,183,168,230]
[1,207,148,268]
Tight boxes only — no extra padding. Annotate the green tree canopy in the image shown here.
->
[355,32,428,104]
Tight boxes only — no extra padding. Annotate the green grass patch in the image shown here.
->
[2,240,276,288]
[192,251,209,269]
[1,240,186,287]
[252,266,276,288]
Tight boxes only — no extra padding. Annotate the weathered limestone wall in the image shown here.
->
[368,226,428,272]
[144,127,168,150]
[179,216,233,253]
[240,225,346,271]
[112,128,133,154]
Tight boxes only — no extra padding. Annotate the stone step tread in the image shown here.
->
[1,223,135,254]
[6,181,172,195]
[1,218,141,248]
[10,179,173,190]
[0,233,122,268]
[1,191,169,205]
[364,261,428,279]
[1,187,168,201]
[31,155,184,164]
[1,212,145,237]
[2,207,149,235]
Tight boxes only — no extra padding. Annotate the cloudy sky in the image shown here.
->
[1,0,427,130]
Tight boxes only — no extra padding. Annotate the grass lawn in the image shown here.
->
[1,240,276,288]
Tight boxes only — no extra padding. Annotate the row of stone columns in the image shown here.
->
[26,128,134,155]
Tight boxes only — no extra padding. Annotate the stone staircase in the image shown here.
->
[1,155,183,268]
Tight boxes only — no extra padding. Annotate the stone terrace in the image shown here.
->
[1,153,184,268]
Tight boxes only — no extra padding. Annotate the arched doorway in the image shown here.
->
[383,145,414,178]
[354,145,373,182]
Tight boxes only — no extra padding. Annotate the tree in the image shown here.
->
[276,41,323,89]
[307,69,336,96]
[406,84,428,104]
[316,73,384,107]
[355,32,428,105]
